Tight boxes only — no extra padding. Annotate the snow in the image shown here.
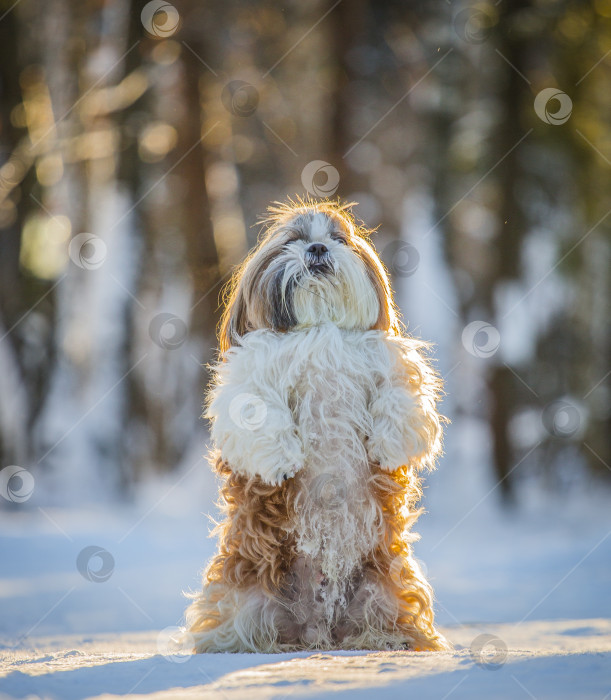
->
[3,620,611,700]
[1,435,611,700]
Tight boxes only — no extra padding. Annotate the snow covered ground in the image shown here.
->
[1,418,611,699]
[3,620,611,700]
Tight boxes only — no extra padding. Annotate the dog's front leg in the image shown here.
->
[206,343,304,485]
[366,337,443,472]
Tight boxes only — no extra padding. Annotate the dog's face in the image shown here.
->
[219,201,398,350]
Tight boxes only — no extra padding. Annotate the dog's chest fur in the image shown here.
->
[278,324,388,620]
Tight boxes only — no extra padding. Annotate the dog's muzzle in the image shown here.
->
[305,243,333,274]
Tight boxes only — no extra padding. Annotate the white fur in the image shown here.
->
[207,325,438,485]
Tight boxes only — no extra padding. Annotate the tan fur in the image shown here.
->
[187,452,447,650]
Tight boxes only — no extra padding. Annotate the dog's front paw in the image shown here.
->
[366,434,406,472]
[221,422,305,485]
[265,429,304,485]
[270,463,301,486]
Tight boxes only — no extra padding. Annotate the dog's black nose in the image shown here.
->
[307,243,328,256]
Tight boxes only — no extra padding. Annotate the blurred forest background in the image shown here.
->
[0,0,609,507]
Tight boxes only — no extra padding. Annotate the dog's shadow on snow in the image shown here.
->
[4,647,611,699]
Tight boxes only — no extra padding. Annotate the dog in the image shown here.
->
[184,199,449,652]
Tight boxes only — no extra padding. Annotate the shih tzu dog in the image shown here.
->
[184,199,449,652]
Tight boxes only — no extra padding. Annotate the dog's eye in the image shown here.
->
[283,231,308,247]
[330,233,347,245]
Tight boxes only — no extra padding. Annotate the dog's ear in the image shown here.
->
[218,276,249,352]
[353,236,400,334]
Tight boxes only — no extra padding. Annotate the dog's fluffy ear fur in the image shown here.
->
[219,281,248,353]
[351,234,397,333]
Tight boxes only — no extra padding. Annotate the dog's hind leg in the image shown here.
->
[186,583,287,652]
[185,457,298,652]
[332,564,449,651]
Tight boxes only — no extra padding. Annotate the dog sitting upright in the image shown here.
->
[185,199,449,652]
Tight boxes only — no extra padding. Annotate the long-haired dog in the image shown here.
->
[184,199,449,652]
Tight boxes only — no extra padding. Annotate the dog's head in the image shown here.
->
[219,200,399,350]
